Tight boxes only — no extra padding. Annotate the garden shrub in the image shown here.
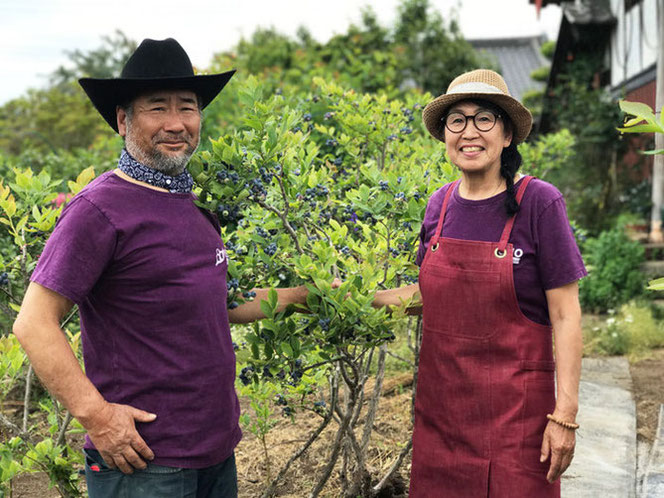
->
[584,301,664,358]
[579,228,645,313]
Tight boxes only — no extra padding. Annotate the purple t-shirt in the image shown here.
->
[31,171,241,468]
[416,177,587,325]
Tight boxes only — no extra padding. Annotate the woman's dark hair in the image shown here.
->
[442,98,523,216]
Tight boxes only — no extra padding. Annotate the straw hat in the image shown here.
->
[422,69,533,144]
[79,38,235,133]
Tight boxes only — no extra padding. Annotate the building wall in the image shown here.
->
[626,78,657,108]
[610,0,658,88]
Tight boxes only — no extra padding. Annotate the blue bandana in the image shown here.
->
[118,149,194,193]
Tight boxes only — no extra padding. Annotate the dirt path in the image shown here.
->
[629,348,664,443]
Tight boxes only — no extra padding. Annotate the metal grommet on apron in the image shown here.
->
[410,176,560,497]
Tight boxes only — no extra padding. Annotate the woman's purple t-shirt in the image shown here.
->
[416,177,587,325]
[31,171,241,468]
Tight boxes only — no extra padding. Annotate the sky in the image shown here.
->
[1,0,562,105]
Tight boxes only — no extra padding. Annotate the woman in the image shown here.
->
[373,69,586,497]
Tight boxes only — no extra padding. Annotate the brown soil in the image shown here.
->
[8,357,664,497]
[629,348,664,443]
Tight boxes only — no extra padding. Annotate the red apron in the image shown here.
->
[410,176,560,497]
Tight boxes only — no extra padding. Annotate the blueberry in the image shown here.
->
[318,318,331,331]
[239,365,255,385]
[0,272,8,287]
[379,180,389,191]
[282,406,294,417]
[324,112,334,120]
[216,171,228,182]
[232,342,240,351]
[303,113,312,122]
[400,127,413,135]
[387,134,398,141]
[340,246,351,256]
[333,157,342,166]
[326,139,338,147]
[395,192,405,201]
[264,243,277,256]
[228,301,239,310]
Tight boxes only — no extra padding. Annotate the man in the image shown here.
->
[13,38,308,498]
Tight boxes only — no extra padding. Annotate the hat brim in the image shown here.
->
[79,70,236,133]
[422,92,533,145]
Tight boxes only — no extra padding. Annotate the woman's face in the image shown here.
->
[443,101,512,177]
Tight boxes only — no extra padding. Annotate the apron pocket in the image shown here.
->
[420,265,501,338]
[521,379,555,473]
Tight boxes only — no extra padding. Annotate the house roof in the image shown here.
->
[469,35,549,102]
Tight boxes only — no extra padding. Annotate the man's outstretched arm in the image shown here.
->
[13,282,156,474]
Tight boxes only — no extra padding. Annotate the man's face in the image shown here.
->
[117,90,201,176]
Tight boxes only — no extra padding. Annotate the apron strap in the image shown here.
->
[431,180,459,247]
[497,175,534,252]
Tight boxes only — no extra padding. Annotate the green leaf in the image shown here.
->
[290,336,301,357]
[281,342,293,357]
[647,277,664,291]
[617,124,664,134]
[268,288,278,309]
[639,148,664,156]
[619,100,657,121]
[259,299,274,319]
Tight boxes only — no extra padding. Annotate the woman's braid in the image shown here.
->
[500,142,522,216]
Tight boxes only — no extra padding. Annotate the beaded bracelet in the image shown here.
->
[546,414,579,430]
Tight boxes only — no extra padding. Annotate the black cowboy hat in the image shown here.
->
[79,38,235,133]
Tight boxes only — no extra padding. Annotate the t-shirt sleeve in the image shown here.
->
[31,196,117,304]
[536,196,587,290]
[415,222,428,267]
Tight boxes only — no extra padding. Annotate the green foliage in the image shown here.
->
[530,65,550,83]
[521,89,544,118]
[545,54,629,232]
[540,40,556,60]
[584,302,664,358]
[392,0,494,94]
[618,100,664,155]
[0,83,115,156]
[579,229,645,312]
[0,336,26,407]
[519,128,576,179]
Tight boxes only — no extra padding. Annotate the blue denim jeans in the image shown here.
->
[84,449,238,498]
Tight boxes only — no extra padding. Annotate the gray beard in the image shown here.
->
[124,127,199,177]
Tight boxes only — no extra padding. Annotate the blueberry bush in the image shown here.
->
[187,75,447,496]
[0,167,93,497]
